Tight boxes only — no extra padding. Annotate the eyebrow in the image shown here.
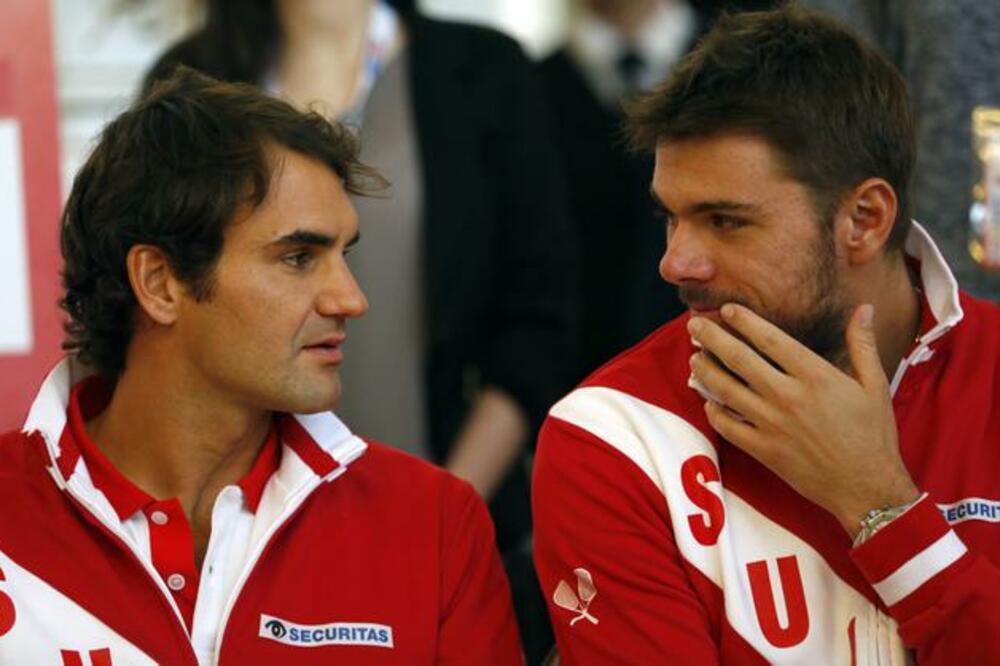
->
[649,189,761,217]
[267,229,360,248]
[688,200,761,215]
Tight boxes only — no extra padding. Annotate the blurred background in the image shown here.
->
[55,0,567,194]
[19,0,999,421]
[2,2,999,663]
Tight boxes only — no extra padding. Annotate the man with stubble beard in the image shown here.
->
[533,6,1000,665]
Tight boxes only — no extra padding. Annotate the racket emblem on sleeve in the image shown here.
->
[553,568,600,626]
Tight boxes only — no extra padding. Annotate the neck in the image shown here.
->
[85,350,271,522]
[866,254,922,381]
[276,0,374,114]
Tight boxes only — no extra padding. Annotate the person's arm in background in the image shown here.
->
[446,388,527,499]
[444,31,579,500]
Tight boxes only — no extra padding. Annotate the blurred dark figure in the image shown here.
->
[803,0,1000,301]
[142,1,576,663]
[539,0,709,379]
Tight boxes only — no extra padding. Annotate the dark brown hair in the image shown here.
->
[60,67,384,377]
[627,5,915,249]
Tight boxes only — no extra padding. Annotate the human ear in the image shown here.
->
[836,178,898,266]
[125,244,183,326]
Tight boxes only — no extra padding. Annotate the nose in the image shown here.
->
[658,221,716,286]
[317,260,368,318]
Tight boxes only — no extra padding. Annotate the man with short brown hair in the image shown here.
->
[0,69,523,665]
[534,7,1000,664]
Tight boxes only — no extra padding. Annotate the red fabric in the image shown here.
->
[0,431,198,665]
[60,376,282,630]
[850,496,952,584]
[276,414,340,476]
[534,416,722,665]
[215,443,524,665]
[534,290,1000,664]
[61,648,112,666]
[0,425,522,664]
[145,498,199,630]
[64,377,147,520]
[894,553,1000,662]
[60,650,83,666]
[238,428,282,513]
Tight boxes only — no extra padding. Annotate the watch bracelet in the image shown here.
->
[852,493,926,547]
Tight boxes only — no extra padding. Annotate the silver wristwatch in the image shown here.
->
[852,493,925,547]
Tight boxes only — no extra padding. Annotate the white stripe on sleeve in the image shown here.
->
[872,530,967,606]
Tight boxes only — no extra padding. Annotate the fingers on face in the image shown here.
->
[688,315,786,397]
[690,350,770,422]
[718,304,811,377]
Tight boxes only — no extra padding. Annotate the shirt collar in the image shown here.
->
[24,358,366,506]
[59,375,283,520]
[904,220,964,345]
[63,376,150,520]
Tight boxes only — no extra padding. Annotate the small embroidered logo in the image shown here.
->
[553,568,600,626]
[263,618,287,639]
[258,614,394,648]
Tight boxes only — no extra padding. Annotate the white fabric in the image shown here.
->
[872,530,968,607]
[0,550,159,664]
[550,386,907,664]
[888,221,963,392]
[21,357,368,665]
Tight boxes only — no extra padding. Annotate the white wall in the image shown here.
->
[54,0,192,195]
[422,0,569,56]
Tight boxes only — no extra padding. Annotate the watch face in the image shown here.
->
[853,501,916,546]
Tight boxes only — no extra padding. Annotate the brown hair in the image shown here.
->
[61,66,384,377]
[627,5,915,248]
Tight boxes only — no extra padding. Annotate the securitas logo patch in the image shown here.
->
[259,614,394,649]
[938,498,1000,525]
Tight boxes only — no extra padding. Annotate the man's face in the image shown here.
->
[173,148,368,414]
[653,133,851,362]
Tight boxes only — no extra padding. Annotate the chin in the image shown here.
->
[296,389,342,415]
[269,377,342,415]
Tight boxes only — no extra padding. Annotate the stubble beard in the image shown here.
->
[679,225,852,369]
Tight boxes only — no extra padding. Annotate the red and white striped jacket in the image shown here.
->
[534,224,1000,664]
[0,359,524,665]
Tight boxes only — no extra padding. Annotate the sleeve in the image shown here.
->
[436,477,525,666]
[476,35,580,432]
[849,494,1000,663]
[532,415,720,665]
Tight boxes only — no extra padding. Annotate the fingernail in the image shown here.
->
[721,304,735,319]
[687,318,703,335]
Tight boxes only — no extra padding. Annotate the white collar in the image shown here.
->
[22,357,367,488]
[569,1,696,104]
[905,220,963,345]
